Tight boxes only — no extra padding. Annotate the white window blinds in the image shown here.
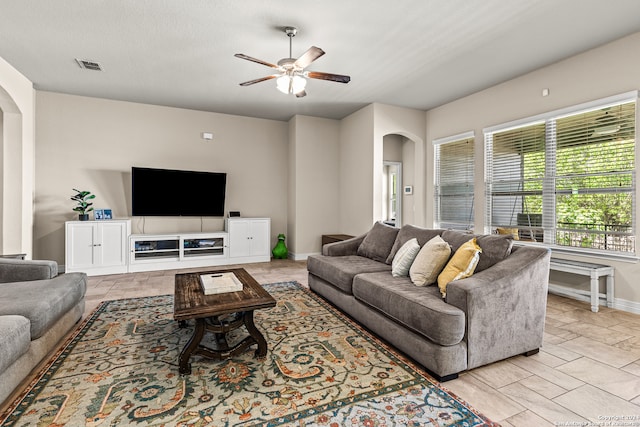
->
[554,102,635,252]
[434,133,474,230]
[485,95,636,254]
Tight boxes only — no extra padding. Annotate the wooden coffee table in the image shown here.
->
[173,268,276,375]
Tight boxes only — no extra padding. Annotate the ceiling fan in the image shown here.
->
[235,27,350,98]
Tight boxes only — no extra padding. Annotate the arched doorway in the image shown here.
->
[382,133,417,227]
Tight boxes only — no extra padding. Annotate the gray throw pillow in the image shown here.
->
[357,222,399,263]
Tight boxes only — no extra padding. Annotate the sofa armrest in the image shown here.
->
[445,245,551,369]
[0,258,58,283]
[322,234,366,256]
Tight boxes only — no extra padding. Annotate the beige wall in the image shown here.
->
[425,31,640,309]
[339,104,375,235]
[34,91,288,265]
[288,115,340,258]
[402,138,416,225]
[0,55,34,257]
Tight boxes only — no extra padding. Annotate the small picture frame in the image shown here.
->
[403,185,413,195]
[94,209,113,220]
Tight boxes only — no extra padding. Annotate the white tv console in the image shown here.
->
[66,218,271,275]
[129,218,271,273]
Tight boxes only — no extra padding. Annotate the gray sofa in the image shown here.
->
[0,258,87,404]
[308,223,551,381]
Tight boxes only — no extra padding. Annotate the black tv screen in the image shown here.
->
[132,167,226,217]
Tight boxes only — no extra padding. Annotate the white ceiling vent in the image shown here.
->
[75,59,103,71]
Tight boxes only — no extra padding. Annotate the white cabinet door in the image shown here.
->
[97,222,128,266]
[248,219,270,257]
[228,219,252,258]
[66,222,97,269]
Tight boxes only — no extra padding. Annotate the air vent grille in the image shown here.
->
[75,59,103,71]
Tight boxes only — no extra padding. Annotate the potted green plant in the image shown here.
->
[71,188,95,221]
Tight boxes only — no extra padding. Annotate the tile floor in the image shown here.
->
[84,259,640,426]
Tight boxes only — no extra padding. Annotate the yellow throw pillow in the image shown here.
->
[497,227,519,240]
[409,235,451,286]
[437,238,482,298]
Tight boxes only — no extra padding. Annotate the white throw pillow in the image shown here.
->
[409,235,452,286]
[391,238,421,277]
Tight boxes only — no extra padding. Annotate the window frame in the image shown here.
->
[483,91,638,259]
[433,131,475,231]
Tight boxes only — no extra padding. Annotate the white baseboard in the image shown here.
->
[611,298,640,315]
[549,284,640,314]
[289,252,319,261]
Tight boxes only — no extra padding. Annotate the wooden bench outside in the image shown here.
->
[549,258,614,313]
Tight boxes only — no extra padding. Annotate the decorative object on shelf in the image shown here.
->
[70,188,95,221]
[272,233,288,259]
[94,209,113,220]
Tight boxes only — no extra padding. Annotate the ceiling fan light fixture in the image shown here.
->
[292,75,307,94]
[236,26,350,97]
[276,75,290,94]
[276,74,307,95]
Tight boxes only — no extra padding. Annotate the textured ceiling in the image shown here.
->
[2,0,640,121]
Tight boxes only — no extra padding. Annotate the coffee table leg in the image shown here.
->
[243,310,268,359]
[179,318,205,375]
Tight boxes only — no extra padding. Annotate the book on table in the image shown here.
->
[199,272,244,295]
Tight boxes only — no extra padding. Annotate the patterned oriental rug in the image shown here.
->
[0,282,498,426]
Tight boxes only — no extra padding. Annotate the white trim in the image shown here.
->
[549,285,640,314]
[483,90,638,134]
[383,161,403,228]
[611,297,640,315]
[289,251,319,261]
[433,130,475,146]
[514,241,639,263]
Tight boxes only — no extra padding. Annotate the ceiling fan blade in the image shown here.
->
[307,71,351,84]
[294,46,325,69]
[239,75,278,86]
[234,53,279,69]
[295,90,307,98]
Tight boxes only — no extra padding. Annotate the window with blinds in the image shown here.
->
[485,97,636,254]
[434,134,474,230]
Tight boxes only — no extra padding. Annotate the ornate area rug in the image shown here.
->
[0,282,497,426]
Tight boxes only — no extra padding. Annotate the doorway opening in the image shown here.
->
[382,161,402,227]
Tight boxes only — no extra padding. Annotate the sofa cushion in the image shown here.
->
[307,255,391,294]
[441,230,514,273]
[0,273,87,339]
[357,222,399,263]
[0,315,30,374]
[391,238,420,277]
[352,272,465,346]
[386,225,445,264]
[409,235,451,286]
[438,238,482,298]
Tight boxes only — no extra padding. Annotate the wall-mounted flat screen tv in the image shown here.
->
[132,167,226,217]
